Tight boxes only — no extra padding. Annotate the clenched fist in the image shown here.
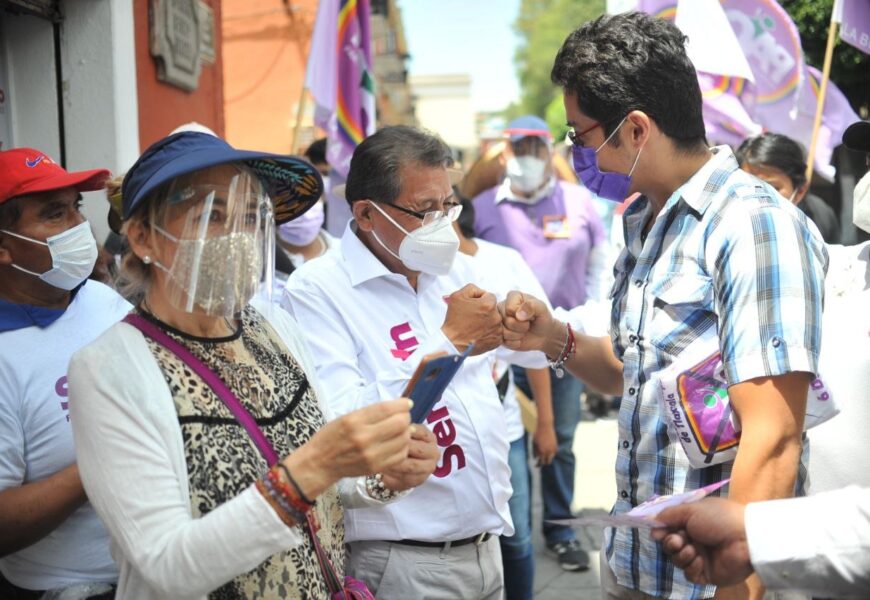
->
[498,290,558,353]
[442,284,503,355]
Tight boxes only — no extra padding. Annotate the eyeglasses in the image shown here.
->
[567,121,603,147]
[378,201,463,227]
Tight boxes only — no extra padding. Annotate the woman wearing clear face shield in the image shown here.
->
[66,132,438,600]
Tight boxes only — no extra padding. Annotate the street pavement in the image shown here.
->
[530,407,620,599]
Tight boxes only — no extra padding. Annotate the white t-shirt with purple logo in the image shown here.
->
[0,281,130,590]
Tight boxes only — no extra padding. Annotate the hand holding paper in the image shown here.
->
[548,479,730,530]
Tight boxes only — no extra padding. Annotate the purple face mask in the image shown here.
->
[278,200,324,246]
[571,116,643,202]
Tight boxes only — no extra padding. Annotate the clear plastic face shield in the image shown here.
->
[150,164,275,317]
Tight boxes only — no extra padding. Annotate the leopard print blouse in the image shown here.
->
[139,306,345,599]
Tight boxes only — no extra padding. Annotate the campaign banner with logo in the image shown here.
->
[839,0,870,55]
[722,0,804,111]
[634,0,859,177]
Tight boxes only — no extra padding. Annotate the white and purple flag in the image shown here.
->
[632,0,859,178]
[305,0,376,234]
[836,0,870,55]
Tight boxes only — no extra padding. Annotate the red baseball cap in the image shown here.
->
[0,148,110,205]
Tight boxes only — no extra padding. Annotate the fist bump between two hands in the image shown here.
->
[441,285,552,355]
[311,289,554,497]
[355,288,552,494]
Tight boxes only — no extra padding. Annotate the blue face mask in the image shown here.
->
[571,116,643,202]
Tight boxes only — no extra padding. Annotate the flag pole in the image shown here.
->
[291,87,308,154]
[805,7,840,185]
[288,1,314,156]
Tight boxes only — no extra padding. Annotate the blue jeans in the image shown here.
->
[513,367,583,545]
[500,435,534,600]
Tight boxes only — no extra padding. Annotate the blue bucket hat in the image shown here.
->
[504,115,552,143]
[120,132,323,225]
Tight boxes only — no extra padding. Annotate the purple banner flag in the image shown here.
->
[636,0,677,19]
[840,0,870,55]
[803,66,861,173]
[720,1,859,177]
[634,0,858,177]
[305,0,376,234]
[721,0,805,111]
[307,0,375,179]
[755,65,860,180]
[698,72,763,147]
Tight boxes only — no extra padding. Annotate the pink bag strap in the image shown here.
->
[123,312,346,595]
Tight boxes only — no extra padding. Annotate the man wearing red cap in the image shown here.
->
[0,148,129,598]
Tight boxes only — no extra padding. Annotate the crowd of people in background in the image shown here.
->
[1,10,869,600]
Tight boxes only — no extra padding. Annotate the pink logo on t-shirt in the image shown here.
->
[426,404,466,477]
[389,322,419,361]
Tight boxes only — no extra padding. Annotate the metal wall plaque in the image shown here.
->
[150,0,201,92]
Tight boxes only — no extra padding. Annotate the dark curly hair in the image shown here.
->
[551,12,707,152]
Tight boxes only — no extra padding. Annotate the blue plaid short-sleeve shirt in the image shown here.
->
[604,147,827,599]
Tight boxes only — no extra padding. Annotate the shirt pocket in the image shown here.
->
[647,273,717,357]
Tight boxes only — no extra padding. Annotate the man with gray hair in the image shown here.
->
[283,125,542,598]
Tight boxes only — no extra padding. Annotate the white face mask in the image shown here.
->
[368,202,459,276]
[1,221,98,290]
[506,155,548,197]
[853,170,870,234]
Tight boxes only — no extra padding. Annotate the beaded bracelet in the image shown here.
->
[547,322,576,378]
[365,473,400,501]
[267,467,314,516]
[255,478,300,527]
[262,473,309,524]
[277,463,315,505]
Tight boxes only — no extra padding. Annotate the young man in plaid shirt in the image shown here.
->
[500,12,827,600]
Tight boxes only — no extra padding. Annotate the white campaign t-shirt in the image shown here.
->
[469,239,549,442]
[0,281,130,590]
[808,243,870,493]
